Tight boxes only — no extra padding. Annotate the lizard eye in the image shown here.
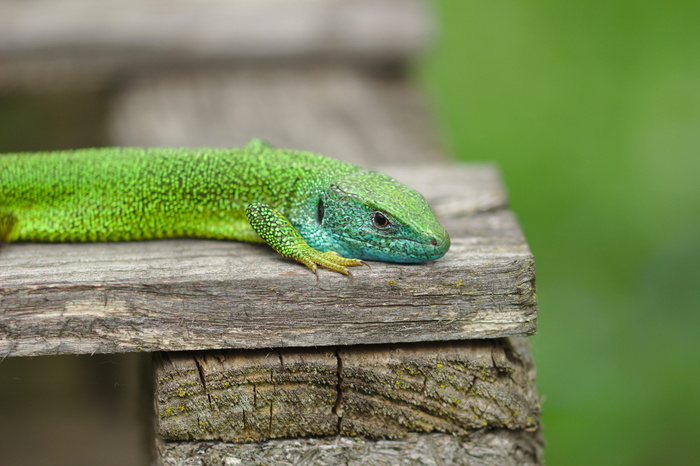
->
[372,211,390,229]
[317,199,325,224]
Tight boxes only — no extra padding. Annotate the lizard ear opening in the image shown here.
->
[317,198,325,224]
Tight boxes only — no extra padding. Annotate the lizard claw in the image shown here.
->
[310,250,365,276]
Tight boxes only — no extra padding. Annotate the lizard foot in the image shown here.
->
[245,201,368,277]
[296,250,367,277]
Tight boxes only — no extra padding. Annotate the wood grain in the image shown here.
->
[155,338,540,443]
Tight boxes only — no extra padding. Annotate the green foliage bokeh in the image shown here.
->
[421,2,700,464]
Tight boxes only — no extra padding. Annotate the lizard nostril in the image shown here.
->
[431,238,438,246]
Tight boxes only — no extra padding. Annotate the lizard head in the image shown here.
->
[314,170,450,263]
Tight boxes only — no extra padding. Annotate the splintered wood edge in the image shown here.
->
[0,164,538,357]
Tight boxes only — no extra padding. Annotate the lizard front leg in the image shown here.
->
[244,202,365,276]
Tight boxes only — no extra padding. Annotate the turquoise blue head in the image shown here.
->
[311,171,450,263]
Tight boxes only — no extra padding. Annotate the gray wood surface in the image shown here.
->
[0,164,538,358]
[0,0,431,91]
[108,66,446,165]
[155,338,540,443]
[158,430,543,466]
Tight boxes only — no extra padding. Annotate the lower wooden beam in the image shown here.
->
[158,430,543,465]
[154,337,541,462]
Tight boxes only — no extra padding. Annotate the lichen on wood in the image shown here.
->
[155,338,540,443]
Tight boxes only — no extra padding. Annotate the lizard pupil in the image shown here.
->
[317,199,324,224]
[373,212,389,228]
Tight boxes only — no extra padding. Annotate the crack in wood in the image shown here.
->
[268,371,274,437]
[193,355,211,405]
[332,347,344,434]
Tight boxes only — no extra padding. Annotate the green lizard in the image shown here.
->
[0,140,450,275]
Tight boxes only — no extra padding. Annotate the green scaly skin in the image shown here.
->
[0,140,450,275]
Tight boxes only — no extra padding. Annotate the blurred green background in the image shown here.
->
[421,2,700,465]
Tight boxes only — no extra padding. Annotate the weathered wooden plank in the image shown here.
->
[108,66,446,165]
[155,338,540,443]
[0,165,538,357]
[338,338,540,437]
[0,0,431,91]
[158,430,544,466]
[156,348,340,442]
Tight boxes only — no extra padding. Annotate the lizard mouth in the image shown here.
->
[403,226,450,261]
[404,233,450,262]
[337,230,450,263]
